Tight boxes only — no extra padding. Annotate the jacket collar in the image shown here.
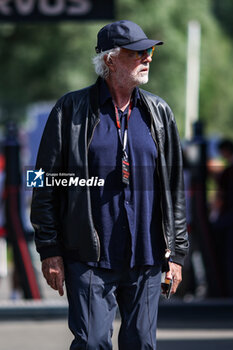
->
[89,77,101,117]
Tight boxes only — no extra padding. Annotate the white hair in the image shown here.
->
[92,47,120,79]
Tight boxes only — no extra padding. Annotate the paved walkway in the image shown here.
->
[0,319,233,350]
[1,264,233,350]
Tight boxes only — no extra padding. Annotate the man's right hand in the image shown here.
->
[42,256,65,296]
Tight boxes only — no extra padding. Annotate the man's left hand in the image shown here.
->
[166,262,182,295]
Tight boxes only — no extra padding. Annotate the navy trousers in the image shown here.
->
[65,261,162,350]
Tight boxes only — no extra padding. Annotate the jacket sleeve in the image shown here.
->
[166,107,189,266]
[30,102,64,261]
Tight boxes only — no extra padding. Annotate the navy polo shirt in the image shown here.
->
[87,79,164,270]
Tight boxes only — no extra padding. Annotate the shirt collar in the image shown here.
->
[99,78,140,107]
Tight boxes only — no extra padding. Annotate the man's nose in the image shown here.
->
[142,53,152,63]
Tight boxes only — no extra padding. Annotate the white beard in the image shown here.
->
[115,64,149,88]
[134,71,149,85]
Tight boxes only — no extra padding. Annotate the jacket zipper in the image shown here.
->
[151,120,171,260]
[94,229,101,261]
[87,117,101,261]
[87,118,100,150]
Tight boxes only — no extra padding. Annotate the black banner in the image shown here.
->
[0,0,115,22]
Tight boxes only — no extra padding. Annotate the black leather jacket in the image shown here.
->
[31,78,189,266]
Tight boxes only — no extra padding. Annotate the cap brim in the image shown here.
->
[121,39,163,51]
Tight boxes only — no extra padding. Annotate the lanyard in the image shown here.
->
[114,100,133,185]
[114,100,133,157]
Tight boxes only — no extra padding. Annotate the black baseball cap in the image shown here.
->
[95,20,163,53]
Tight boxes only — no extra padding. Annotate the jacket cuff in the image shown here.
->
[37,245,63,261]
[171,251,186,266]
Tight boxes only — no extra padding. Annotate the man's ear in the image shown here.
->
[104,54,115,71]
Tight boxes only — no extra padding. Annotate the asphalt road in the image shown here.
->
[0,318,233,350]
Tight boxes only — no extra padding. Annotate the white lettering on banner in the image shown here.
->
[0,0,12,15]
[39,0,64,15]
[0,0,93,16]
[67,0,91,15]
[15,0,34,15]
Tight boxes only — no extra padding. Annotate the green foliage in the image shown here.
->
[0,0,233,138]
[117,0,233,137]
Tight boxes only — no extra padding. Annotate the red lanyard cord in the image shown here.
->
[114,101,133,156]
[114,101,133,130]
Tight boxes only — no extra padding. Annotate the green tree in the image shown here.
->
[117,0,233,137]
[0,23,101,123]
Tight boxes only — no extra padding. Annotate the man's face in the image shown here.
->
[112,48,153,87]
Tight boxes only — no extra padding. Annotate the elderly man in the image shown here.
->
[31,20,189,350]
